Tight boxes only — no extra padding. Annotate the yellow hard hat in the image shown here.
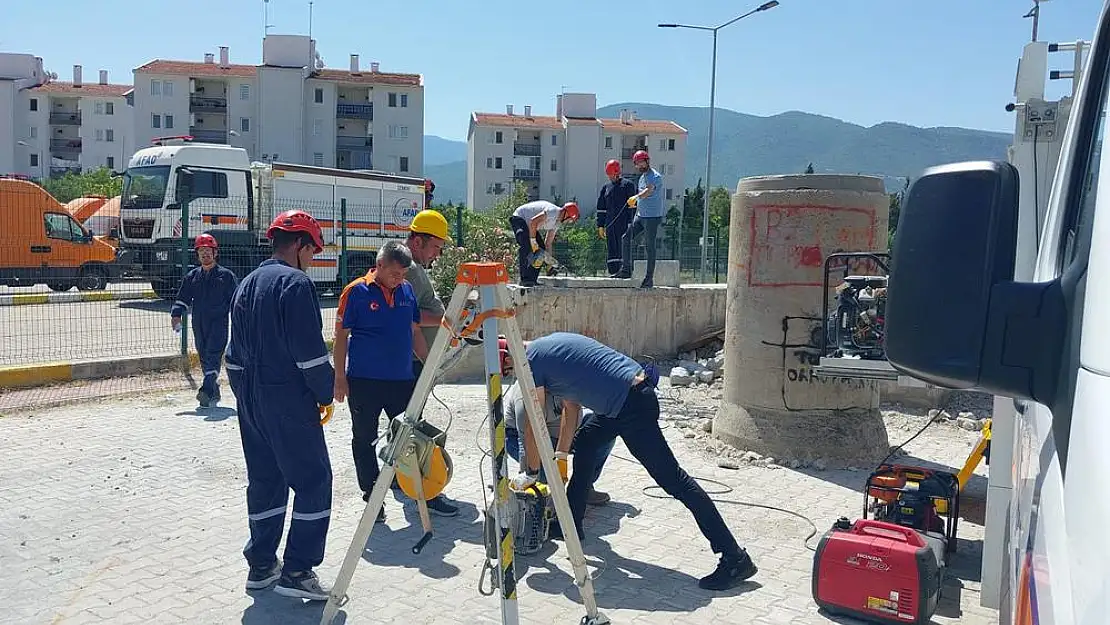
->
[410,209,450,241]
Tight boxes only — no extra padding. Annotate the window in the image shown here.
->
[314,88,324,104]
[400,94,408,108]
[30,154,38,167]
[495,131,503,144]
[495,157,503,170]
[665,188,674,200]
[189,171,229,199]
[659,139,666,151]
[163,81,174,97]
[165,114,174,129]
[313,152,324,167]
[313,119,323,136]
[44,212,85,242]
[399,156,409,172]
[152,114,161,128]
[604,136,613,149]
[551,185,557,197]
[551,135,557,146]
[29,98,38,112]
[29,126,37,139]
[240,117,250,133]
[150,80,161,96]
[486,157,494,169]
[107,156,115,169]
[95,102,104,115]
[241,84,251,100]
[668,138,676,151]
[95,129,104,142]
[550,159,557,172]
[105,102,114,115]
[389,125,409,139]
[389,92,398,107]
[106,129,115,143]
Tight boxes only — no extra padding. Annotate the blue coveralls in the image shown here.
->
[595,178,637,275]
[170,264,238,401]
[225,259,335,575]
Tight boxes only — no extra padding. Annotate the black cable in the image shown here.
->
[872,413,937,473]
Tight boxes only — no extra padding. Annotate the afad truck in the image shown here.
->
[118,136,428,298]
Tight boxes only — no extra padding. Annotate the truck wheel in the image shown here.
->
[77,266,109,291]
[47,283,74,292]
[151,279,178,301]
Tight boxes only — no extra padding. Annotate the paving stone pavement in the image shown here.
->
[0,382,1000,625]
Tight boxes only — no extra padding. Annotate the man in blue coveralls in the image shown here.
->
[617,150,665,289]
[595,159,637,277]
[170,233,238,407]
[225,210,336,601]
[503,332,757,591]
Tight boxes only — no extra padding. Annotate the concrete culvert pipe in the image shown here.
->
[714,174,891,468]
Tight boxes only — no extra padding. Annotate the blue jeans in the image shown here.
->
[505,414,614,486]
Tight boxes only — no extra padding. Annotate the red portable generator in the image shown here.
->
[811,465,959,625]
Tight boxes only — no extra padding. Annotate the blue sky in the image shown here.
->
[1,0,1104,140]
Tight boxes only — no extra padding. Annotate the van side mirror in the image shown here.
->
[885,160,1064,404]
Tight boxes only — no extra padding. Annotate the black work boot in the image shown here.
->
[698,550,757,590]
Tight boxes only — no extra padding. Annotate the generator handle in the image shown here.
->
[853,519,927,547]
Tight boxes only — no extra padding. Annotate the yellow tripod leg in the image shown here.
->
[957,418,992,491]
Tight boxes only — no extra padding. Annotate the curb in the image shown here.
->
[1,339,337,390]
[0,290,160,307]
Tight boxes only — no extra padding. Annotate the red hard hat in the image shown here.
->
[604,159,621,177]
[562,202,580,222]
[498,337,511,376]
[194,233,218,250]
[632,150,650,163]
[267,209,324,253]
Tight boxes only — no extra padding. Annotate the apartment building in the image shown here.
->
[0,53,134,178]
[132,35,424,175]
[466,92,687,212]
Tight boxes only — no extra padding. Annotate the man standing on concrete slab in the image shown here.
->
[502,332,757,591]
[595,160,637,277]
[503,377,613,505]
[225,210,336,601]
[170,233,238,408]
[618,150,665,289]
[508,199,579,287]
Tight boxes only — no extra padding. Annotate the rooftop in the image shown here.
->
[473,112,563,130]
[26,81,132,97]
[472,112,686,134]
[134,60,422,87]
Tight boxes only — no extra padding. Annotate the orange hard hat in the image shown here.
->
[267,210,324,253]
[561,202,580,222]
[194,233,218,250]
[605,159,621,177]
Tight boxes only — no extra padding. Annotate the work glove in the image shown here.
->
[555,451,569,484]
[510,470,538,492]
[318,403,334,426]
[597,227,606,240]
[530,240,540,253]
[626,195,638,208]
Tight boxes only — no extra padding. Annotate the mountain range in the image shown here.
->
[421,103,1014,205]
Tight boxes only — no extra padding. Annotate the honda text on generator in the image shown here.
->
[813,465,960,625]
[118,136,433,298]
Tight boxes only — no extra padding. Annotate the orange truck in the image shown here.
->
[0,179,126,291]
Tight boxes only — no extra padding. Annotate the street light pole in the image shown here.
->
[659,1,780,283]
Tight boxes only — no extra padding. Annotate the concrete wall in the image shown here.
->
[439,284,727,382]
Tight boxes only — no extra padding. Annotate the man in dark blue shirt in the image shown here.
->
[170,233,238,407]
[504,332,757,591]
[225,210,336,601]
[596,160,637,277]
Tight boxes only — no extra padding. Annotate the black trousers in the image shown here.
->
[621,215,662,283]
[509,215,545,285]
[604,218,630,275]
[348,377,416,494]
[568,382,742,557]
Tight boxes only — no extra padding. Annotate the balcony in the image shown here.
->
[50,138,82,152]
[513,142,541,157]
[621,146,648,159]
[189,128,228,144]
[336,135,373,150]
[513,168,540,180]
[189,95,228,113]
[49,112,81,126]
[50,165,81,177]
[336,103,374,120]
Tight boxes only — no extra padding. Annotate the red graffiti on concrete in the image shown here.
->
[747,204,877,287]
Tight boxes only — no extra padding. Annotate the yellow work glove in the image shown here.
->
[319,403,334,426]
[555,451,569,483]
[597,227,606,240]
[530,240,540,253]
[626,195,638,208]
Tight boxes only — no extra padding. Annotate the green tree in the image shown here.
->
[41,167,122,204]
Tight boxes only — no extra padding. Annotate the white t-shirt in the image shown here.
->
[512,200,562,232]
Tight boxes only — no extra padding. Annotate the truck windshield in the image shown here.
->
[121,166,170,209]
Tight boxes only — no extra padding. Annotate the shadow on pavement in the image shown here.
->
[241,590,346,625]
[359,490,483,580]
[176,406,238,422]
